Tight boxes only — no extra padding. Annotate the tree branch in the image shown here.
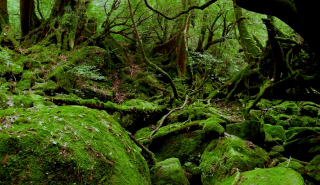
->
[144,0,217,20]
[147,95,188,139]
[128,0,179,99]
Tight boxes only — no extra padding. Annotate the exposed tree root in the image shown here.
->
[128,0,180,99]
[127,131,157,166]
[44,97,168,115]
[140,121,203,146]
[147,95,188,139]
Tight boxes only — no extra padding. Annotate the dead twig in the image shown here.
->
[147,95,188,139]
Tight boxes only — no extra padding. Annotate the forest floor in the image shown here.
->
[1,43,320,184]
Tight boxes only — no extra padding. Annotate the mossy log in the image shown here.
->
[44,97,168,115]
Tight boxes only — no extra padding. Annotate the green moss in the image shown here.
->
[269,151,283,159]
[16,55,41,69]
[200,136,270,185]
[301,105,318,117]
[202,117,226,135]
[16,80,32,90]
[278,161,306,174]
[227,167,304,185]
[12,95,34,108]
[11,61,24,75]
[0,91,8,109]
[290,116,317,127]
[226,117,264,146]
[271,145,285,152]
[280,102,299,115]
[249,110,262,118]
[150,158,189,185]
[263,124,286,143]
[0,106,151,184]
[263,114,277,125]
[152,129,207,164]
[286,127,320,140]
[134,127,153,140]
[168,101,222,125]
[306,155,320,181]
[43,80,59,95]
[284,129,320,161]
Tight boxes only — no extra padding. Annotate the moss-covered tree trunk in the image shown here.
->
[21,0,89,50]
[233,1,259,63]
[0,0,19,50]
[20,0,41,36]
[173,0,192,76]
[0,0,8,32]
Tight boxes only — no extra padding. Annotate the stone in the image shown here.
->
[221,167,304,185]
[200,135,270,185]
[150,158,189,185]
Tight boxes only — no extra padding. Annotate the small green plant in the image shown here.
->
[69,64,107,81]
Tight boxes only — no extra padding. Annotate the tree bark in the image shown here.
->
[235,0,320,57]
[233,1,260,63]
[0,0,8,31]
[173,0,191,75]
[20,0,41,36]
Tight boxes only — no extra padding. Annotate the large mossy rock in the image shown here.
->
[301,105,319,117]
[284,129,320,161]
[0,106,150,184]
[150,158,189,185]
[263,124,286,143]
[199,135,270,185]
[166,101,224,125]
[290,116,319,127]
[138,116,226,164]
[306,155,320,182]
[226,117,264,146]
[221,167,304,185]
[285,127,320,140]
[274,102,300,115]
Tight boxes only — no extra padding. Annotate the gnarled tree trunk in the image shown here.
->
[20,0,41,36]
[0,0,8,31]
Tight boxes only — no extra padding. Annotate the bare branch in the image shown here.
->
[144,0,218,20]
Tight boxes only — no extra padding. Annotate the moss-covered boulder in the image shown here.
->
[263,124,286,143]
[290,116,318,127]
[226,117,264,146]
[284,129,320,161]
[150,158,189,185]
[167,101,223,125]
[276,120,291,130]
[263,114,277,125]
[306,155,320,182]
[285,127,320,140]
[0,106,151,184]
[139,117,225,164]
[199,135,270,185]
[202,117,226,135]
[278,160,306,175]
[301,105,318,117]
[274,102,300,115]
[221,167,304,185]
[0,91,8,109]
